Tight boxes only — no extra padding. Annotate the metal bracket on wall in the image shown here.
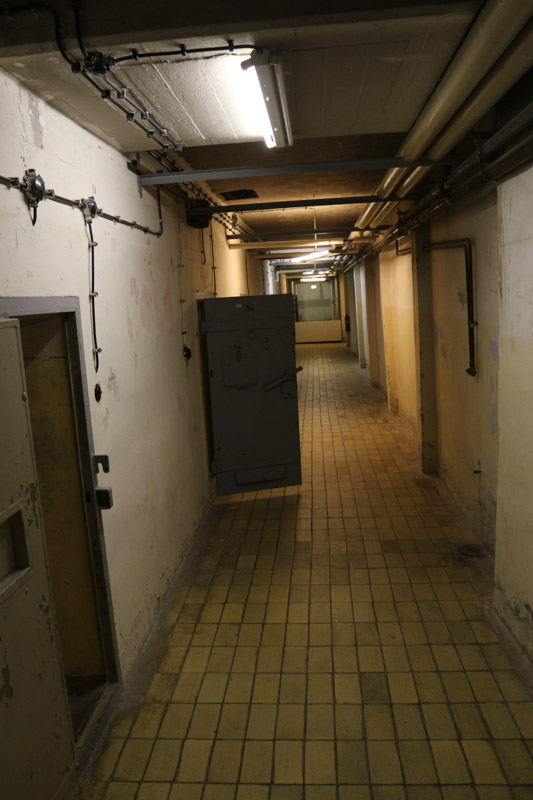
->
[93,454,110,473]
[95,487,114,510]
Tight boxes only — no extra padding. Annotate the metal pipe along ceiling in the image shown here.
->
[355,0,533,229]
[396,18,533,199]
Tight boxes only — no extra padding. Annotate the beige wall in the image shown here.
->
[378,246,418,430]
[0,69,255,678]
[430,193,500,544]
[494,164,533,658]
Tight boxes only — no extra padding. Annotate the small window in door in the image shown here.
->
[0,504,30,603]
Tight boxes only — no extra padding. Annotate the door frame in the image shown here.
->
[0,296,120,686]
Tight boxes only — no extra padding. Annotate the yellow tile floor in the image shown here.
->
[86,343,533,800]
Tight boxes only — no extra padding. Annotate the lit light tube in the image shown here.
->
[291,249,331,263]
[241,49,293,148]
[300,277,326,282]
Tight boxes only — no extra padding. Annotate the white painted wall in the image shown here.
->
[354,265,368,368]
[378,246,418,429]
[494,164,533,658]
[430,193,500,544]
[0,69,255,678]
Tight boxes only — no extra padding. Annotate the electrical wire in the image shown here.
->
[176,216,192,359]
[87,220,101,372]
[71,0,88,58]
[80,72,180,151]
[3,3,76,66]
[200,227,207,264]
[1,173,164,375]
[113,41,257,65]
[209,219,217,297]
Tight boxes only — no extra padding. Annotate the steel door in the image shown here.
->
[0,320,79,800]
[202,295,302,495]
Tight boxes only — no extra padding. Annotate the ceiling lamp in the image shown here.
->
[291,249,331,263]
[300,277,326,282]
[241,50,293,148]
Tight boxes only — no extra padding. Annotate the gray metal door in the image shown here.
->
[202,295,302,495]
[0,319,79,800]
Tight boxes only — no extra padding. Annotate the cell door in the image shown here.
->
[202,294,302,495]
[0,320,80,800]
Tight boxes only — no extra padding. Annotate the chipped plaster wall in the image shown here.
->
[378,246,418,431]
[494,165,533,659]
[430,193,500,546]
[0,69,254,678]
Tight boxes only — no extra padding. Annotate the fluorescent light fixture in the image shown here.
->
[291,249,331,264]
[300,277,326,282]
[241,50,293,148]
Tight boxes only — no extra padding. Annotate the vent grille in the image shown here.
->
[220,189,259,201]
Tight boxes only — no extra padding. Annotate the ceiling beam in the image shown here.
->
[188,194,412,216]
[139,156,461,187]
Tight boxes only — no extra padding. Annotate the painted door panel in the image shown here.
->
[202,295,302,495]
[0,319,79,800]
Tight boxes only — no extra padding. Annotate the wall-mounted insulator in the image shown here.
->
[83,51,115,75]
[82,196,98,220]
[22,169,45,207]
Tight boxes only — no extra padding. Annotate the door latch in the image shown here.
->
[95,487,114,510]
[92,455,113,509]
[93,454,110,473]
[264,366,303,392]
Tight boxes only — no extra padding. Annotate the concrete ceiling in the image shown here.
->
[0,1,484,239]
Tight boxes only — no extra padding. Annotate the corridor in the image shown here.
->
[86,344,533,800]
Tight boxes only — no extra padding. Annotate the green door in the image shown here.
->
[0,319,80,800]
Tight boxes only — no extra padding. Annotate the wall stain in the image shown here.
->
[107,369,121,402]
[130,277,139,305]
[490,402,499,435]
[440,341,448,359]
[103,407,110,430]
[163,279,172,321]
[126,306,134,344]
[0,665,14,701]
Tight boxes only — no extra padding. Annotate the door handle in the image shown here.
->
[264,366,303,392]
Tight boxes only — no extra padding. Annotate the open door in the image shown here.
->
[201,294,302,495]
[0,319,80,800]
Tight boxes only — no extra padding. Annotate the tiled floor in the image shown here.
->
[86,343,533,800]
